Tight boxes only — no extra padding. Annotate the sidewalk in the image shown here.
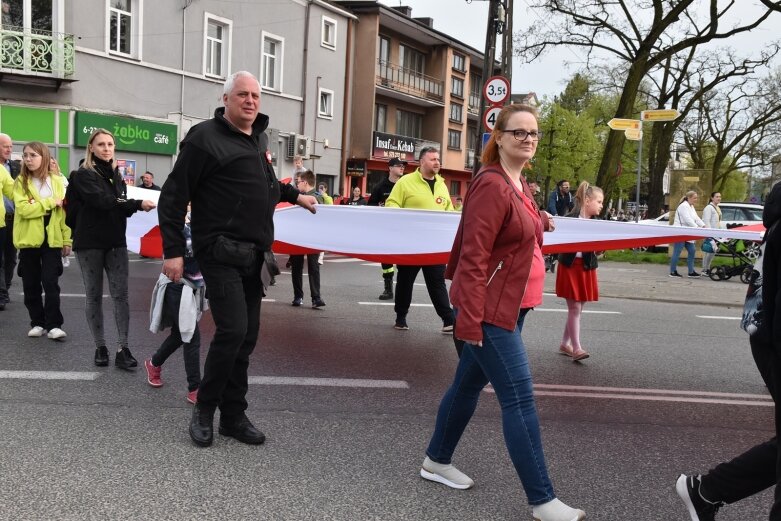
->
[543,261,748,308]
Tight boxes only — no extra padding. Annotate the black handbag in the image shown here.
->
[212,235,258,269]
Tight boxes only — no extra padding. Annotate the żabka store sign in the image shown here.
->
[74,112,178,155]
[372,131,421,162]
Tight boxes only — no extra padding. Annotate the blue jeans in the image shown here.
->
[426,309,556,505]
[670,241,696,274]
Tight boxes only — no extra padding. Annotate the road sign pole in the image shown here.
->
[635,126,642,223]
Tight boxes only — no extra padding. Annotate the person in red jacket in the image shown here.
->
[419,104,585,521]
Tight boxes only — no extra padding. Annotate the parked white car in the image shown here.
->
[636,202,763,253]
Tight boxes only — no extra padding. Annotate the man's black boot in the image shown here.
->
[189,403,215,447]
[379,278,393,300]
[219,413,266,445]
[94,346,109,367]
[114,347,138,370]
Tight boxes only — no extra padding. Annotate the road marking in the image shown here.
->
[325,258,365,263]
[0,370,100,381]
[483,383,771,407]
[697,315,741,320]
[535,309,622,314]
[358,302,433,307]
[57,294,108,298]
[249,376,409,389]
[261,299,276,302]
[361,263,381,267]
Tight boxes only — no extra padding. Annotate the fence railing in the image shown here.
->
[376,59,443,102]
[0,26,75,77]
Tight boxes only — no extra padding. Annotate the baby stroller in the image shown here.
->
[707,238,755,283]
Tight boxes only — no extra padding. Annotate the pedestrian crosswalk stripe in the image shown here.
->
[249,376,409,389]
[0,370,100,381]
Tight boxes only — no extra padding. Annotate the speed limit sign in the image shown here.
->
[483,76,510,105]
[483,106,502,131]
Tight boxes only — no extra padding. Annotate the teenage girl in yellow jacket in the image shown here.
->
[13,141,72,340]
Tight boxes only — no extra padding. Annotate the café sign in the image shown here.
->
[75,112,178,155]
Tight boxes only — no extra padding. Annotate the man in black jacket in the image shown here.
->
[158,71,317,448]
[367,157,406,300]
[0,132,20,307]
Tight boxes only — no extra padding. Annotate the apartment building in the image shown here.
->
[335,1,486,200]
[0,0,353,193]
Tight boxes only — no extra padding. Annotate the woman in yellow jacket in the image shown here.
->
[13,142,72,340]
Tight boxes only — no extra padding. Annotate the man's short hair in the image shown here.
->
[143,171,154,178]
[557,179,569,188]
[299,169,316,186]
[223,70,261,96]
[418,146,439,161]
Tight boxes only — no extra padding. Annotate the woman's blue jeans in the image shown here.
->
[425,309,556,505]
[670,241,696,274]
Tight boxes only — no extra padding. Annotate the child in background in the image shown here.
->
[13,142,72,340]
[555,181,604,362]
[146,206,207,404]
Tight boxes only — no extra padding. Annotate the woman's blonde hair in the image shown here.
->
[19,142,52,198]
[679,190,697,205]
[570,181,603,216]
[83,128,115,171]
[481,104,539,165]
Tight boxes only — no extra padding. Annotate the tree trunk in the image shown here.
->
[646,122,676,217]
[595,56,650,198]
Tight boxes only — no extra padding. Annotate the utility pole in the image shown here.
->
[472,0,513,177]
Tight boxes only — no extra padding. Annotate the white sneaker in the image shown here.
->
[420,456,474,490]
[532,498,586,521]
[28,326,47,337]
[47,328,67,340]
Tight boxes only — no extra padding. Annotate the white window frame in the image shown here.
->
[318,87,334,119]
[321,15,337,50]
[448,129,462,150]
[449,102,463,123]
[106,0,143,59]
[260,31,284,92]
[203,13,232,79]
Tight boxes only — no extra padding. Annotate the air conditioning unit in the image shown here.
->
[286,134,311,159]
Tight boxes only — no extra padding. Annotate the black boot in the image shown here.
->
[219,413,265,445]
[115,347,138,370]
[190,403,215,447]
[379,278,393,300]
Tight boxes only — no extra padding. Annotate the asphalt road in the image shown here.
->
[0,253,773,520]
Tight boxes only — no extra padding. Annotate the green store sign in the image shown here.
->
[74,112,178,155]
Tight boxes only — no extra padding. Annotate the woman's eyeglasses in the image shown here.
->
[501,129,543,141]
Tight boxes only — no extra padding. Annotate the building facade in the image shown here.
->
[0,0,352,194]
[335,1,486,201]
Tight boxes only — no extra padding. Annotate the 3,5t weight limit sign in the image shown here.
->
[483,76,510,105]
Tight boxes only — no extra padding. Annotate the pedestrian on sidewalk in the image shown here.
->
[421,104,584,521]
[65,129,157,368]
[670,191,705,278]
[555,181,604,362]
[13,142,71,340]
[701,192,722,277]
[676,181,781,520]
[146,209,206,405]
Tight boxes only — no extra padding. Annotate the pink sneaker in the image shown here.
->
[186,389,198,404]
[144,359,163,387]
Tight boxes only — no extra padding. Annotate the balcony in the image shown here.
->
[0,26,76,87]
[375,59,444,106]
[468,93,480,115]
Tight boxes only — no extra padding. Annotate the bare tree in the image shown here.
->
[641,47,779,215]
[515,0,778,197]
[680,71,781,192]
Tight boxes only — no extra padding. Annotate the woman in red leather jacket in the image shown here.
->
[419,104,586,521]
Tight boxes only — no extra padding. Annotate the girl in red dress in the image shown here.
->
[555,181,604,361]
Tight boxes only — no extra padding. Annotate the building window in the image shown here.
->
[321,16,337,50]
[399,44,424,74]
[318,88,334,119]
[397,109,423,138]
[452,53,465,72]
[449,103,463,123]
[204,14,232,78]
[450,181,461,196]
[261,31,284,91]
[451,77,464,98]
[448,129,462,150]
[378,36,390,63]
[375,104,387,132]
[108,0,140,57]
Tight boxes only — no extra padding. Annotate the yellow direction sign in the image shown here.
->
[625,128,642,141]
[607,118,641,130]
[641,109,680,121]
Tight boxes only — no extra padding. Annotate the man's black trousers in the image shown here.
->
[394,264,454,325]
